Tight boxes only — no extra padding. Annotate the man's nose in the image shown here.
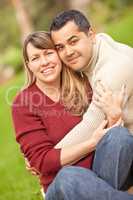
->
[65,46,74,57]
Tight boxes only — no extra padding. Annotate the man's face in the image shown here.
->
[51,21,95,71]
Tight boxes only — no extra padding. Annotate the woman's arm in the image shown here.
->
[12,97,111,173]
[12,101,62,175]
[60,120,109,166]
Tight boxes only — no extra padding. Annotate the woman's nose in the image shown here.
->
[40,56,49,66]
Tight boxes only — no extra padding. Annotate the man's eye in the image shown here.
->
[56,46,64,51]
[70,40,78,45]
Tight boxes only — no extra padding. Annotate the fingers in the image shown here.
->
[121,84,126,95]
[25,157,40,176]
[25,157,31,168]
[93,92,104,109]
[112,117,123,127]
[93,92,108,107]
[95,81,112,102]
[93,92,101,101]
[106,118,123,132]
[120,84,128,106]
[99,120,108,129]
[119,84,126,100]
[26,166,40,176]
[96,80,110,93]
[95,82,105,97]
[93,99,102,108]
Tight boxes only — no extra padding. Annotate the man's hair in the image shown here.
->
[50,9,91,33]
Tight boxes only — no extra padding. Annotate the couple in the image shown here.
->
[12,10,133,200]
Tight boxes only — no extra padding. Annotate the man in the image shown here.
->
[50,9,133,146]
[49,9,133,196]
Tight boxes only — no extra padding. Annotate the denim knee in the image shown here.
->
[45,167,73,199]
[54,166,98,193]
[98,126,133,150]
[54,166,78,193]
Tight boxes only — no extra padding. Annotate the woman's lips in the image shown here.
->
[41,67,54,74]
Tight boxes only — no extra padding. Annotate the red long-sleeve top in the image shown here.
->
[12,83,94,192]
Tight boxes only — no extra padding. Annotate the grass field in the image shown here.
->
[0,73,43,200]
[0,10,133,200]
[106,12,133,47]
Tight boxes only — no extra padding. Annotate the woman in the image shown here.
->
[12,31,133,200]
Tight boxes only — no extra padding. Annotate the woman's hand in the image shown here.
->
[93,81,126,126]
[24,157,40,176]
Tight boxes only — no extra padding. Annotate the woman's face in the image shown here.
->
[27,42,62,86]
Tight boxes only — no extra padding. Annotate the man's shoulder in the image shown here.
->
[96,32,133,58]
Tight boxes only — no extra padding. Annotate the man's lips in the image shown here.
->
[67,57,79,64]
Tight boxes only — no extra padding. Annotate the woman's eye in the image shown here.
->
[47,51,53,55]
[56,46,64,52]
[31,57,38,62]
[30,56,40,63]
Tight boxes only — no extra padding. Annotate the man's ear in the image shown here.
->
[88,27,96,43]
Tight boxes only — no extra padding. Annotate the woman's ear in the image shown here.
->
[26,61,31,71]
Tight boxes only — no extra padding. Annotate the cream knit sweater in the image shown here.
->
[56,33,133,148]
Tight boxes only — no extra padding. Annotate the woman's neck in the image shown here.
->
[36,79,61,102]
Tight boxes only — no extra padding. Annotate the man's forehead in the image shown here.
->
[51,27,81,45]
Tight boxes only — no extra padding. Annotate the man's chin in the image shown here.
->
[67,63,84,71]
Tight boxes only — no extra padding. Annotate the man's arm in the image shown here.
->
[55,103,105,148]
[55,58,133,148]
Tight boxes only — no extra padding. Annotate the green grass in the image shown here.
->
[0,10,133,199]
[106,11,133,47]
[0,73,43,200]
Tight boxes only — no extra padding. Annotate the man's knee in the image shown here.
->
[54,166,77,193]
[46,167,75,199]
[103,126,133,146]
[96,126,133,155]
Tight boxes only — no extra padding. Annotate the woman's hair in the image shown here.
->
[61,68,92,115]
[23,31,92,116]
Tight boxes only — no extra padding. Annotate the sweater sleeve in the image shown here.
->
[55,57,133,148]
[12,102,62,175]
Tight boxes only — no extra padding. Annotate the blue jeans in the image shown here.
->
[93,126,133,190]
[45,126,133,200]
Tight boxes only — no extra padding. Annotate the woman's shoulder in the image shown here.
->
[12,83,37,107]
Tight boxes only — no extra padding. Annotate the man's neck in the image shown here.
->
[83,35,101,75]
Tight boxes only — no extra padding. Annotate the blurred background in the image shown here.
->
[0,0,133,199]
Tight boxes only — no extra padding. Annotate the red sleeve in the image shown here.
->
[12,101,62,175]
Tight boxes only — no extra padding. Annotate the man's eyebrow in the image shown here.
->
[67,35,78,42]
[54,35,78,47]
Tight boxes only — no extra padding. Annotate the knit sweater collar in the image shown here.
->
[82,34,101,75]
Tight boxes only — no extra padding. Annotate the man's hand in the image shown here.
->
[93,81,126,126]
